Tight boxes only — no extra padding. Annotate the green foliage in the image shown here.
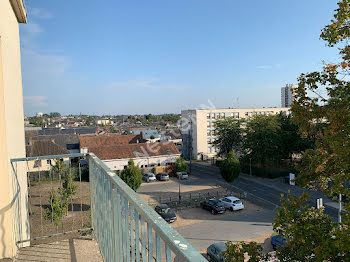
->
[240,164,296,179]
[213,118,242,157]
[120,159,143,192]
[291,0,350,222]
[44,189,65,226]
[219,151,240,182]
[273,193,349,261]
[175,157,188,172]
[28,116,44,127]
[52,159,68,176]
[58,172,77,214]
[49,112,61,118]
[224,241,270,262]
[243,114,281,167]
[150,135,155,139]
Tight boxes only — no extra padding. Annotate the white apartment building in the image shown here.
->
[281,84,298,107]
[181,107,290,160]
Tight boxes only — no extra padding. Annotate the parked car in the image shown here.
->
[176,171,188,180]
[156,172,169,181]
[143,173,156,183]
[200,199,225,214]
[155,204,177,223]
[219,196,244,211]
[271,235,287,250]
[207,242,227,262]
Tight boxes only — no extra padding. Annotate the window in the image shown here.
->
[47,160,51,165]
[158,163,160,166]
[207,113,210,119]
[141,165,144,168]
[124,165,127,169]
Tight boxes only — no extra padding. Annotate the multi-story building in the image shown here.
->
[281,84,298,107]
[0,0,28,258]
[181,107,290,160]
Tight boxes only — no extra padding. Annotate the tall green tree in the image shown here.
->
[291,0,350,222]
[120,159,143,191]
[175,157,188,172]
[242,114,281,167]
[277,114,314,160]
[219,151,241,182]
[213,118,242,157]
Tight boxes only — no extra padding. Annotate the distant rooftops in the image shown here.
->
[39,127,97,135]
[132,130,160,139]
[26,140,69,157]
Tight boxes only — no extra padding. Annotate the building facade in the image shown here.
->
[0,0,28,258]
[181,107,290,160]
[281,84,298,107]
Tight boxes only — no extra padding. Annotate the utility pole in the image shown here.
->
[178,181,181,202]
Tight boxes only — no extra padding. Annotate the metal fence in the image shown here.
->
[89,153,206,262]
[11,153,91,245]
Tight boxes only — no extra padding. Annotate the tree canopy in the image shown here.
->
[175,157,188,172]
[213,118,242,157]
[120,159,143,192]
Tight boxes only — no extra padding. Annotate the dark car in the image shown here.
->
[155,204,177,223]
[271,235,286,250]
[200,199,225,214]
[156,172,169,181]
[207,242,227,262]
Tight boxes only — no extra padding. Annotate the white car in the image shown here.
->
[219,196,244,211]
[176,172,188,180]
[143,173,156,183]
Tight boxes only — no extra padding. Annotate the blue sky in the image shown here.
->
[20,0,339,116]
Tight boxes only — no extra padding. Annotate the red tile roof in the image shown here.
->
[79,134,146,148]
[87,142,180,160]
[26,140,69,157]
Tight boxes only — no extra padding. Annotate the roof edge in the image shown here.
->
[10,0,27,23]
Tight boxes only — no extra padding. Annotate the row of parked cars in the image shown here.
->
[200,196,245,214]
[142,172,189,183]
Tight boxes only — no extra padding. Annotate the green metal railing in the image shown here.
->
[89,153,206,262]
[11,153,206,261]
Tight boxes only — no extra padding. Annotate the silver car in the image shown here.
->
[219,196,244,211]
[143,173,156,183]
[176,172,188,180]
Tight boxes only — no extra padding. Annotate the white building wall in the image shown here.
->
[103,154,180,171]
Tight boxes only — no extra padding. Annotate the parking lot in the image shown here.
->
[138,164,276,253]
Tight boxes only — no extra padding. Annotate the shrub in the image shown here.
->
[120,159,142,192]
[219,151,241,182]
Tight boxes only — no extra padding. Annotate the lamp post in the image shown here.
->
[178,180,181,203]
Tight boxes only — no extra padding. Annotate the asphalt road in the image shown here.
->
[190,163,340,221]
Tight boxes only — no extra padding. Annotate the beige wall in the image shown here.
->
[0,0,28,258]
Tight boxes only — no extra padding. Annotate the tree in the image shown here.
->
[49,112,61,118]
[223,241,270,262]
[58,172,77,214]
[219,151,240,182]
[44,189,65,226]
[120,159,143,191]
[175,157,187,172]
[213,118,242,157]
[291,0,350,222]
[277,114,314,160]
[29,116,44,127]
[242,114,281,167]
[273,193,348,261]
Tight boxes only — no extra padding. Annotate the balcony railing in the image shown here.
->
[11,153,206,262]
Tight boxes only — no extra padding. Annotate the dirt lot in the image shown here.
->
[28,180,91,244]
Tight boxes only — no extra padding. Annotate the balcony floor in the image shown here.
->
[15,237,103,262]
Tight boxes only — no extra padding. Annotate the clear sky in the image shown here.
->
[20,0,340,116]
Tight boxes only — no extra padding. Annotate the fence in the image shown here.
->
[10,153,91,245]
[89,153,206,262]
